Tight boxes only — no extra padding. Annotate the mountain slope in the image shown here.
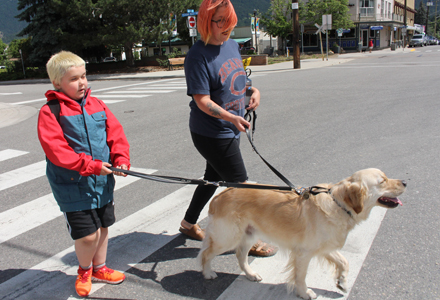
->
[0,0,26,44]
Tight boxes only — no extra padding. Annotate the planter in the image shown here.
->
[240,54,268,65]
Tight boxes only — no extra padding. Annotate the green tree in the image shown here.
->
[16,0,201,67]
[301,0,354,30]
[415,1,427,26]
[260,0,293,53]
[0,38,7,64]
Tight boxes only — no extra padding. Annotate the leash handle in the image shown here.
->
[244,127,297,190]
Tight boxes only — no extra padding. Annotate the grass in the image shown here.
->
[268,53,330,65]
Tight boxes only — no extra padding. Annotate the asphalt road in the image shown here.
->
[0,47,439,299]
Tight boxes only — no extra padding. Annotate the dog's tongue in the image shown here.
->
[382,196,403,206]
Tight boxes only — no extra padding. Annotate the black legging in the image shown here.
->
[184,132,247,224]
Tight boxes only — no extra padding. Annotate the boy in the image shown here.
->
[38,51,130,297]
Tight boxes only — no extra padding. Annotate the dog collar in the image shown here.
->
[330,194,353,218]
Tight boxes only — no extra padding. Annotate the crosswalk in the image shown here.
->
[0,144,390,299]
[8,78,188,106]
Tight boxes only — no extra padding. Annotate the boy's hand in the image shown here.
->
[113,164,128,177]
[100,162,112,175]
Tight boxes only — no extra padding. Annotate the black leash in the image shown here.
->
[109,167,292,191]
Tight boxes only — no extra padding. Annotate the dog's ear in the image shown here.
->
[344,182,365,214]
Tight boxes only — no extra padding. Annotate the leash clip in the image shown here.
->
[203,180,220,187]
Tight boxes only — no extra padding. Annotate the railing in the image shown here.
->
[359,12,393,22]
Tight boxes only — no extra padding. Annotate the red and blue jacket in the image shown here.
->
[38,88,130,212]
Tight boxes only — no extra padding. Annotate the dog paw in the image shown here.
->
[203,270,218,280]
[296,288,317,300]
[337,279,348,293]
[245,272,262,282]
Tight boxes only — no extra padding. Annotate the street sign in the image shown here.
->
[181,11,198,17]
[188,16,196,28]
[189,28,197,37]
[322,14,332,31]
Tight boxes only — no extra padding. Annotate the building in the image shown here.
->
[299,0,418,52]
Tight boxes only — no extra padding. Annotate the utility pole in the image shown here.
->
[253,10,258,54]
[427,2,432,35]
[292,0,300,69]
[404,0,407,47]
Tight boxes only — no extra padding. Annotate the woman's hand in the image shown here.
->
[230,115,251,132]
[246,87,260,111]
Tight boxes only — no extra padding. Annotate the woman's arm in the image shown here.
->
[193,94,250,132]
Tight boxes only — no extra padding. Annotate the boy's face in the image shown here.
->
[54,65,87,101]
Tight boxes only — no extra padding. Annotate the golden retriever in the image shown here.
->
[198,168,406,299]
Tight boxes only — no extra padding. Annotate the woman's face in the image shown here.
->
[208,5,233,45]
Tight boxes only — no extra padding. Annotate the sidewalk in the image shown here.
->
[0,46,408,128]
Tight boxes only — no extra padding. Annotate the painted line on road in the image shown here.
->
[106,90,175,94]
[92,95,152,98]
[129,86,187,89]
[0,168,156,244]
[10,79,182,105]
[0,92,23,95]
[0,149,28,162]
[0,160,46,191]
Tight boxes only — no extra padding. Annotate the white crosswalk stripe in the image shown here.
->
[0,149,28,162]
[0,167,156,244]
[0,160,46,191]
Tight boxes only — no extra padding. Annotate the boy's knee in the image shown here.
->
[78,231,99,245]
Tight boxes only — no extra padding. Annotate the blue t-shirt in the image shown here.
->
[185,39,246,139]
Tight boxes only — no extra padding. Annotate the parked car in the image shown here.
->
[408,34,427,47]
[103,57,117,62]
[0,66,6,69]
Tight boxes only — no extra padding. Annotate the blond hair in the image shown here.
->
[46,51,85,88]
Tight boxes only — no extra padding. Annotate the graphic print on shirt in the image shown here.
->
[219,58,246,111]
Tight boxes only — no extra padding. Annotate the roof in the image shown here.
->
[232,37,251,44]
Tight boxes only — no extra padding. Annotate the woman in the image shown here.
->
[180,0,277,257]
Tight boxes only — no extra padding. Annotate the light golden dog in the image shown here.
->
[198,168,406,299]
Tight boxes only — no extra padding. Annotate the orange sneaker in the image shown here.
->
[92,265,125,284]
[75,267,92,297]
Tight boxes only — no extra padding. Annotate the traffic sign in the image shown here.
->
[188,16,196,29]
[181,11,198,17]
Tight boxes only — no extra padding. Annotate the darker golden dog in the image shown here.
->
[198,168,406,299]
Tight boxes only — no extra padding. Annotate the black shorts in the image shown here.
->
[64,201,115,240]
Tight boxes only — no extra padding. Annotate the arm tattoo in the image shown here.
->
[207,102,222,118]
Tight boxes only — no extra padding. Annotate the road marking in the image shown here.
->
[0,149,28,162]
[92,95,152,98]
[10,79,182,105]
[0,160,46,191]
[0,167,156,244]
[101,100,126,104]
[106,90,175,94]
[218,207,388,300]
[11,98,46,105]
[129,86,187,89]
[0,92,22,95]
[0,183,225,300]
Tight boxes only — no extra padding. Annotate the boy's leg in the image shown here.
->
[75,230,101,268]
[92,227,108,266]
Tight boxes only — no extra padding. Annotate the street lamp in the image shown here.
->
[253,9,258,54]
[427,2,433,35]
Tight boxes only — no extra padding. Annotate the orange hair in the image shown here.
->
[197,0,238,45]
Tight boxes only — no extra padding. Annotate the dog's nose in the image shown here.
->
[401,180,407,187]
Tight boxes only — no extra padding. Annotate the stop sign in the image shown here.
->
[188,16,196,29]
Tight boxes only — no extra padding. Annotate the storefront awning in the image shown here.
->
[370,26,383,30]
[232,37,251,44]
